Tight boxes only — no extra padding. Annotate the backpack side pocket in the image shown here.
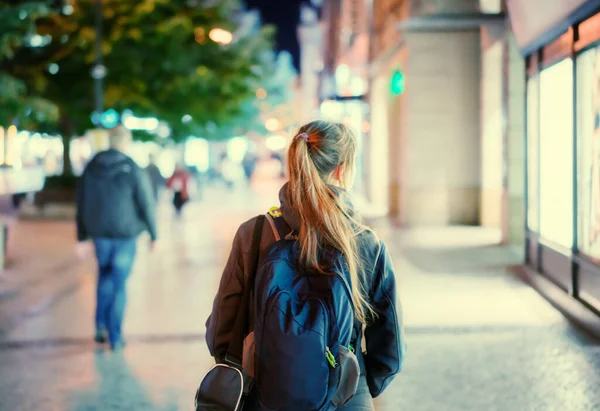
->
[331,345,360,407]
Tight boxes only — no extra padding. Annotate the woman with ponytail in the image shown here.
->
[206,120,406,410]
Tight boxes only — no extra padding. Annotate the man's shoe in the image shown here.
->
[94,328,109,344]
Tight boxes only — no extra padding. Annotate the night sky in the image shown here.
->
[245,0,304,71]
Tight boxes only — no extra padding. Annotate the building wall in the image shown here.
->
[395,30,482,225]
[410,0,480,14]
[343,0,518,227]
[386,48,409,220]
[372,0,408,60]
[506,32,525,243]
[480,26,505,229]
[367,73,391,213]
[370,0,485,225]
[298,5,322,122]
[478,22,526,243]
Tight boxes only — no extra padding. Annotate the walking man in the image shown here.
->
[145,154,165,202]
[76,126,157,350]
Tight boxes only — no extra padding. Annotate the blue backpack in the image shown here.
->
[249,211,361,411]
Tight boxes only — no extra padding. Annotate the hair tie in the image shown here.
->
[295,132,309,142]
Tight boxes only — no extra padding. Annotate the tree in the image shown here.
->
[0,2,58,129]
[8,0,277,174]
[222,46,299,138]
[251,51,299,135]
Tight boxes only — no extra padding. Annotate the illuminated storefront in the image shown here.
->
[512,0,600,312]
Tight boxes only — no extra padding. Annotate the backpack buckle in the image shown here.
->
[268,206,282,217]
[224,354,242,368]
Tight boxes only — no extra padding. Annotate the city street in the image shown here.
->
[0,181,599,411]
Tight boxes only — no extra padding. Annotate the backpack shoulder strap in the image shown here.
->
[266,206,293,241]
[225,214,265,367]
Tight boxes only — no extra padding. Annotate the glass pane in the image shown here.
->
[577,46,600,258]
[527,76,540,231]
[539,59,574,248]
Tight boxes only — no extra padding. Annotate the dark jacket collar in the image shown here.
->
[278,182,355,232]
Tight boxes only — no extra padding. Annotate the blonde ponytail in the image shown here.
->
[287,121,375,324]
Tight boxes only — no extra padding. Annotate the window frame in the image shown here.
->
[524,11,600,313]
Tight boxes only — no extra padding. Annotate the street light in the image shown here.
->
[90,64,106,79]
[194,28,206,44]
[256,88,267,99]
[209,28,233,45]
[265,118,281,132]
[48,63,59,75]
[63,4,74,15]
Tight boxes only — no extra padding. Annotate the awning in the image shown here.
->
[506,0,600,56]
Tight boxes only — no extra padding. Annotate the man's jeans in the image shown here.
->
[93,237,137,346]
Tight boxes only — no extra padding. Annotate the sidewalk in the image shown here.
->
[0,182,599,411]
[0,220,93,336]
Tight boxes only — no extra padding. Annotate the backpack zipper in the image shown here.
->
[325,346,337,368]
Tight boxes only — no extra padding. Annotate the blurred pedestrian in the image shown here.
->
[145,154,165,202]
[76,125,157,351]
[220,154,244,190]
[271,151,286,178]
[204,120,406,411]
[11,193,26,210]
[219,154,233,189]
[167,164,190,217]
[242,151,259,185]
[188,165,203,200]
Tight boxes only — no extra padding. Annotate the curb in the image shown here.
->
[18,204,76,221]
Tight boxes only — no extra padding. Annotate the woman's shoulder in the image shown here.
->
[238,212,274,232]
[234,214,277,254]
[233,215,260,243]
[357,228,385,268]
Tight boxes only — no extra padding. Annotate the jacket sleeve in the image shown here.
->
[134,167,157,241]
[364,242,407,398]
[206,226,246,360]
[75,173,88,242]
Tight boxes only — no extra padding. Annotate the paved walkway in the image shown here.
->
[0,181,599,411]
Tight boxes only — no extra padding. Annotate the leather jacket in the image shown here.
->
[206,184,407,398]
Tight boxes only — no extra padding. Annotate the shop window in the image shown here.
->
[527,75,540,231]
[577,46,600,258]
[539,59,574,248]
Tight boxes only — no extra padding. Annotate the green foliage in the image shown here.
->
[0,2,50,60]
[225,50,298,137]
[0,2,58,127]
[7,0,281,142]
